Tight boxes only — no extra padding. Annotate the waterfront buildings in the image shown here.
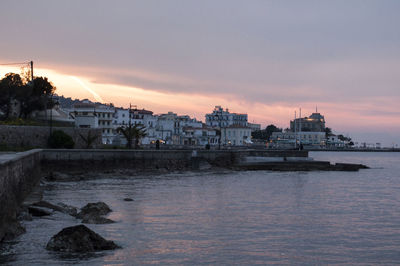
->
[270,131,326,148]
[67,101,256,147]
[270,110,327,148]
[290,111,325,132]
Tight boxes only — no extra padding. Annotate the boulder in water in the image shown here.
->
[77,202,112,218]
[46,224,120,252]
[28,206,52,217]
[57,202,78,217]
[81,214,115,224]
[123,198,133,202]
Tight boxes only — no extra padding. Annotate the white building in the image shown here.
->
[173,126,218,146]
[248,122,261,132]
[72,102,115,144]
[205,106,248,128]
[270,131,326,148]
[156,112,203,144]
[220,125,252,146]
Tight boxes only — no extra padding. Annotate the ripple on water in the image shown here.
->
[1,152,400,265]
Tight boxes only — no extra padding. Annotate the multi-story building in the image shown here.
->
[156,112,203,144]
[72,101,115,144]
[173,126,218,146]
[270,110,328,149]
[205,106,253,146]
[205,106,248,128]
[270,131,326,148]
[290,111,325,132]
[220,125,252,146]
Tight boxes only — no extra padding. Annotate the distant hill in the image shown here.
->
[54,95,109,109]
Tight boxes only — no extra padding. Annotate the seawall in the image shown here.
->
[41,149,308,172]
[0,149,42,241]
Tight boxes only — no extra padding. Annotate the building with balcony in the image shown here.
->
[205,106,248,128]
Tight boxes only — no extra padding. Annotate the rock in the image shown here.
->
[46,225,120,252]
[123,198,133,202]
[77,202,112,218]
[32,201,64,212]
[57,202,78,217]
[28,206,52,217]
[81,214,115,224]
[334,163,370,171]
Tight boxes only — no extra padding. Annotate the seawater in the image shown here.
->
[1,152,400,265]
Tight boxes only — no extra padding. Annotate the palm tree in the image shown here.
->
[117,124,147,149]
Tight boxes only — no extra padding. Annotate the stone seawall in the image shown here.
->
[41,149,308,172]
[0,125,102,149]
[0,149,42,241]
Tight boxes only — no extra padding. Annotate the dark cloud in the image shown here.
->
[1,0,400,111]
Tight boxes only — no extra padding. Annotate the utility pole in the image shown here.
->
[299,107,302,149]
[30,61,34,81]
[294,111,297,149]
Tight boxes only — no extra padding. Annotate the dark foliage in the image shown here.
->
[0,73,56,120]
[251,124,282,141]
[48,130,75,149]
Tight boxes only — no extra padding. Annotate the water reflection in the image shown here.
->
[2,152,400,265]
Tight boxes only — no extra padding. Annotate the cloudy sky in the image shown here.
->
[1,0,399,146]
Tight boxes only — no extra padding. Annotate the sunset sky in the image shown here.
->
[1,0,399,146]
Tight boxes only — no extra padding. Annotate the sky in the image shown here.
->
[1,0,399,147]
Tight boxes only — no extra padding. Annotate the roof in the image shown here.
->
[131,108,153,115]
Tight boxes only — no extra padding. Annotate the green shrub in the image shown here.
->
[48,130,75,149]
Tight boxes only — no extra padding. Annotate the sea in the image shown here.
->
[1,151,400,265]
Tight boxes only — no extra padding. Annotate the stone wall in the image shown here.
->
[0,149,42,241]
[41,149,308,172]
[0,126,102,149]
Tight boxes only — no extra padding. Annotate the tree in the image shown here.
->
[79,130,99,149]
[325,127,333,137]
[20,77,56,118]
[117,124,147,149]
[48,130,75,149]
[0,73,56,119]
[265,124,282,140]
[252,124,282,141]
[0,73,24,119]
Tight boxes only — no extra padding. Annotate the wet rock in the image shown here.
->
[32,201,64,212]
[81,214,115,224]
[333,163,369,171]
[57,203,78,217]
[77,202,112,218]
[123,198,133,202]
[30,201,78,217]
[28,206,52,217]
[46,225,120,252]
